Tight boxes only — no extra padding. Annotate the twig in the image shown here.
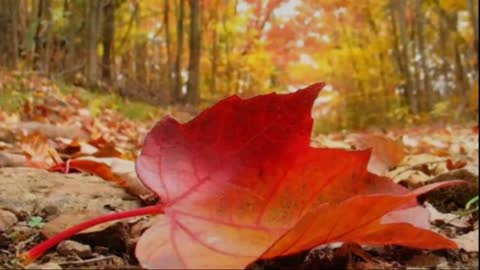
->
[15,231,40,254]
[437,207,479,230]
[58,255,116,266]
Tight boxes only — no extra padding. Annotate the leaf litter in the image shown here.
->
[0,73,478,269]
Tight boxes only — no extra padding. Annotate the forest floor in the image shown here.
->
[0,72,478,269]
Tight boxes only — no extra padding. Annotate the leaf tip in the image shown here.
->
[299,82,326,98]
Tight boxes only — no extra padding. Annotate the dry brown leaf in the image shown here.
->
[18,132,61,168]
[77,157,154,198]
[16,122,88,140]
[347,134,405,175]
[55,138,98,156]
[424,202,470,228]
[453,229,479,252]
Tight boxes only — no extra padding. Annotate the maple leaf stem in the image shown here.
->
[20,204,165,265]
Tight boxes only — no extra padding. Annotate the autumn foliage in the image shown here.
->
[24,83,462,269]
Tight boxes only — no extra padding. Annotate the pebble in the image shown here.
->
[0,233,11,248]
[40,205,59,220]
[56,240,93,259]
[0,209,18,232]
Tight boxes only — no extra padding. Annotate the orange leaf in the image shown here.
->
[49,159,127,188]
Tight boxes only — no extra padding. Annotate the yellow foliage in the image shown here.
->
[439,0,467,11]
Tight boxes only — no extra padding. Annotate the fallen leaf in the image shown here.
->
[135,84,459,269]
[49,157,154,198]
[446,159,467,171]
[15,122,88,140]
[18,132,61,169]
[424,202,470,228]
[0,127,15,143]
[311,134,351,149]
[92,143,123,158]
[392,170,431,185]
[347,134,405,175]
[453,229,479,252]
[49,159,128,188]
[80,157,154,198]
[55,138,98,157]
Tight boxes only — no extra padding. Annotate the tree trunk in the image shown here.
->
[0,0,19,69]
[173,0,185,102]
[453,40,470,120]
[206,0,219,95]
[210,12,218,95]
[102,0,115,81]
[437,7,450,83]
[468,0,479,56]
[468,0,479,73]
[389,1,404,77]
[85,0,103,86]
[134,2,146,84]
[415,0,433,111]
[33,0,52,72]
[62,0,82,80]
[223,7,233,94]
[396,0,418,114]
[17,0,28,61]
[186,0,201,105]
[164,0,173,103]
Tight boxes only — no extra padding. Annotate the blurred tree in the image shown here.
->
[0,0,477,131]
[173,0,185,102]
[0,0,20,69]
[85,0,103,85]
[102,0,116,81]
[186,0,201,105]
[33,0,53,73]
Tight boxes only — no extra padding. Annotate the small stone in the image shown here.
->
[406,253,446,268]
[0,209,18,232]
[26,262,62,269]
[40,205,59,220]
[0,233,11,248]
[57,240,92,259]
[93,245,109,255]
[460,252,470,263]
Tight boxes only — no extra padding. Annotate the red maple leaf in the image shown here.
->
[24,83,462,269]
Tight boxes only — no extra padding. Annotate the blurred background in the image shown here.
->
[0,0,478,133]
